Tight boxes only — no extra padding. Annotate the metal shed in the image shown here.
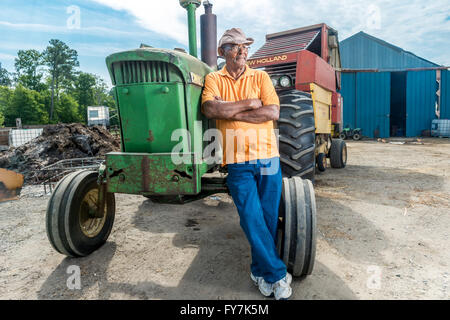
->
[441,70,450,119]
[340,32,448,138]
[340,32,439,71]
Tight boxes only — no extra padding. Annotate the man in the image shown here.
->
[201,28,292,300]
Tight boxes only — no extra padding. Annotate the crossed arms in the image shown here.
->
[201,96,279,124]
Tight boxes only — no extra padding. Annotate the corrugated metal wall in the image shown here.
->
[441,70,450,119]
[340,32,438,70]
[341,72,390,138]
[341,72,356,128]
[341,70,443,138]
[406,70,437,137]
[356,72,390,138]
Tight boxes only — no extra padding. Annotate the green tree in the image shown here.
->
[90,76,117,125]
[14,49,45,91]
[0,65,12,87]
[55,93,81,123]
[3,85,48,126]
[73,72,96,121]
[42,39,79,121]
[99,85,118,126]
[0,86,13,126]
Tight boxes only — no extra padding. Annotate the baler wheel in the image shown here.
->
[46,170,115,257]
[316,153,327,172]
[277,177,316,277]
[330,139,347,169]
[278,89,316,181]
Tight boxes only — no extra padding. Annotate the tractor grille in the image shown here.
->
[112,61,171,85]
[263,62,297,82]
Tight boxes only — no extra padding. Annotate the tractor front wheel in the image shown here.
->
[46,170,115,257]
[277,177,316,277]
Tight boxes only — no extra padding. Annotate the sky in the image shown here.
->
[0,0,449,87]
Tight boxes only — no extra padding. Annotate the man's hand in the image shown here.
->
[202,97,263,120]
[247,99,263,110]
[232,104,280,124]
[215,96,261,110]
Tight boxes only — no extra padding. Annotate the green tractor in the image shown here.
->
[45,0,317,278]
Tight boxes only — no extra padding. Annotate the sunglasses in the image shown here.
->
[223,44,250,53]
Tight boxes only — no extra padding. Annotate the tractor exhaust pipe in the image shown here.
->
[179,0,201,58]
[200,1,217,69]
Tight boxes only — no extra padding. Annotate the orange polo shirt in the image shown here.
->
[201,66,280,165]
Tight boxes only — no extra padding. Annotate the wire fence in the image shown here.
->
[39,157,105,193]
[0,125,48,149]
[431,119,450,137]
[9,128,44,147]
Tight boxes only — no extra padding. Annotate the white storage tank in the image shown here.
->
[431,119,450,138]
[87,106,110,127]
[9,128,44,147]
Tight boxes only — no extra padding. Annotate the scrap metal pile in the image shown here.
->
[0,123,120,184]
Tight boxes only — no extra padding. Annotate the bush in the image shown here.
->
[3,85,48,126]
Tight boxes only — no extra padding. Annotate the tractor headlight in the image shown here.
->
[279,76,291,88]
[271,77,278,87]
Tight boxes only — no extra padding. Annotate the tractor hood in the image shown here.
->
[106,47,213,87]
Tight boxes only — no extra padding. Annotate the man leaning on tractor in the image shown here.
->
[201,28,293,300]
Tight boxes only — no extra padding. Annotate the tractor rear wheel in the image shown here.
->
[330,139,347,168]
[277,89,316,181]
[46,170,115,257]
[277,176,316,277]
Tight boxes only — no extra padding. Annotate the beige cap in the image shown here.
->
[218,28,254,48]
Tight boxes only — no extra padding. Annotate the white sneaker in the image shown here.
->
[273,273,293,300]
[257,278,274,297]
[251,273,273,297]
[250,273,261,286]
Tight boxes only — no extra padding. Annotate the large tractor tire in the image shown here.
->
[330,139,347,168]
[277,177,316,277]
[277,89,316,181]
[46,170,115,257]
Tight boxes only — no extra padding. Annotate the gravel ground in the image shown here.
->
[0,138,449,300]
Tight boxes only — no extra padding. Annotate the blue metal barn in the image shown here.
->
[339,31,449,138]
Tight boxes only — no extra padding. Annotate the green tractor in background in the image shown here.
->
[45,0,317,279]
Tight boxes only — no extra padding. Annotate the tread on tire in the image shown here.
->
[46,170,115,257]
[278,89,316,181]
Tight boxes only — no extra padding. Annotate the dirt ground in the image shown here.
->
[1,138,449,300]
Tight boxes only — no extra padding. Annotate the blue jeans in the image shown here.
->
[226,157,286,283]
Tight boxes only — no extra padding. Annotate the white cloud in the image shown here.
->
[91,0,188,45]
[0,20,151,38]
[73,43,130,57]
[90,0,450,65]
[0,52,16,61]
